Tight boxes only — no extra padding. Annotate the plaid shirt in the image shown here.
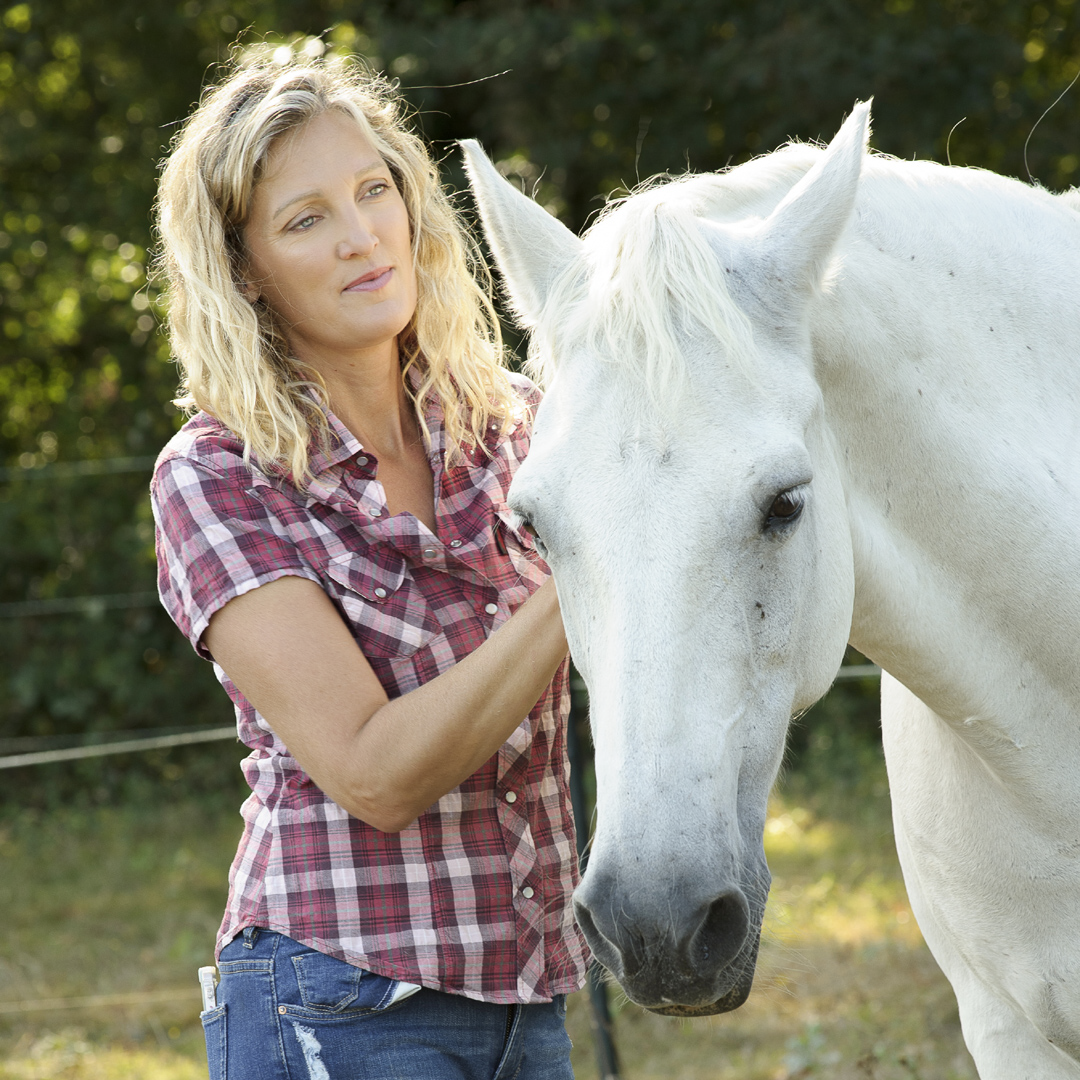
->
[151,373,588,1004]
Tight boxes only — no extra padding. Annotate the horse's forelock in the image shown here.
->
[528,178,759,405]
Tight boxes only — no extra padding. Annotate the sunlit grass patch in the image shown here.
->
[0,1029,203,1079]
[762,795,923,950]
[0,799,234,1071]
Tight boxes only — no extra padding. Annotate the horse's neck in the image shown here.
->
[814,170,1080,745]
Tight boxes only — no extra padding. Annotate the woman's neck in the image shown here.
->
[302,337,421,460]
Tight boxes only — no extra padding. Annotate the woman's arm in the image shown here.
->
[204,575,567,832]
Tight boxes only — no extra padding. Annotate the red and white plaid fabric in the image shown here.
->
[151,373,588,1004]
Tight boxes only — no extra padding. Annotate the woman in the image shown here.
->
[151,52,587,1079]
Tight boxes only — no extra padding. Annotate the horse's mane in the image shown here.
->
[1059,187,1080,215]
[528,151,817,402]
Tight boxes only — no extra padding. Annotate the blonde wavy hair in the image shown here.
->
[154,51,519,484]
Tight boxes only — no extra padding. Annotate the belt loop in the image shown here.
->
[242,926,260,950]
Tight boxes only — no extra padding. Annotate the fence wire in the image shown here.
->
[0,726,237,771]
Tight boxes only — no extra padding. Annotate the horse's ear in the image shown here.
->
[461,140,583,329]
[757,101,871,294]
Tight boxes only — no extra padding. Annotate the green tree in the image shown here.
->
[1,0,1077,806]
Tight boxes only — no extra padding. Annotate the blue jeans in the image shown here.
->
[201,929,574,1079]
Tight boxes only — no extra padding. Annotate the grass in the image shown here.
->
[0,769,976,1079]
[0,797,234,1078]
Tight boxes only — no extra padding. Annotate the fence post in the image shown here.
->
[566,667,621,1080]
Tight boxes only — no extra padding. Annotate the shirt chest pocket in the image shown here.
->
[325,552,440,659]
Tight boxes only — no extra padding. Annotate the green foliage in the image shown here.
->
[2,0,1079,806]
[784,663,888,826]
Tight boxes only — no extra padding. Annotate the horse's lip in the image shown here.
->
[626,960,757,1016]
[643,996,747,1017]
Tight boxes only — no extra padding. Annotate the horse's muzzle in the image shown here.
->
[573,873,764,1014]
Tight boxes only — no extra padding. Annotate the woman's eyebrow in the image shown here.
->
[271,161,389,221]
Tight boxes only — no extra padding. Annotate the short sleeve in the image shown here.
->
[151,455,320,660]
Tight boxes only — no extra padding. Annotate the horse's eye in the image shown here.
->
[766,488,805,528]
[521,520,538,539]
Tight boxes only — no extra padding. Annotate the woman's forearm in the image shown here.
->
[322,579,568,831]
[205,575,569,832]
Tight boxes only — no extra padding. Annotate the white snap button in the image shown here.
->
[521,886,534,899]
[357,455,369,466]
[422,548,437,560]
[505,791,517,804]
[449,539,462,548]
[373,587,388,599]
[484,603,498,615]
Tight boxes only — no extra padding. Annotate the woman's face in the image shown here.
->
[243,110,418,369]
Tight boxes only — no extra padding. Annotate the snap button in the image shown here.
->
[373,587,388,599]
[505,791,517,804]
[521,886,534,899]
[356,455,369,466]
[422,547,437,560]
[484,603,498,615]
[449,539,462,548]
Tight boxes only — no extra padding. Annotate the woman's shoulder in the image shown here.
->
[475,372,543,486]
[153,412,251,487]
[506,370,543,412]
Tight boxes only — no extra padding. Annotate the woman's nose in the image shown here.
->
[336,212,377,259]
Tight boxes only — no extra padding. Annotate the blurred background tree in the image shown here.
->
[1,0,1077,808]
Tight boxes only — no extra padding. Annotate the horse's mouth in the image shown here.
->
[610,923,761,1017]
[642,978,754,1017]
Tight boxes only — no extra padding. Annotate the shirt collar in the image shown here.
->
[308,407,365,477]
[304,371,449,478]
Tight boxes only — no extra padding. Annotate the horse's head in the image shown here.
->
[464,104,869,1015]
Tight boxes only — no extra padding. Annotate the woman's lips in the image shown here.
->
[344,267,393,292]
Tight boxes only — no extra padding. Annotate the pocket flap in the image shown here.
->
[326,552,406,603]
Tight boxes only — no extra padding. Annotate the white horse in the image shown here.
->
[462,102,1080,1078]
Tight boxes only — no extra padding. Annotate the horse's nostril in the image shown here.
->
[572,889,626,978]
[692,889,751,971]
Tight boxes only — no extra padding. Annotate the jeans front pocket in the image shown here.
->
[291,950,400,1014]
[200,1003,227,1080]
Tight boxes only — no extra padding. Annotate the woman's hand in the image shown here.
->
[204,575,567,832]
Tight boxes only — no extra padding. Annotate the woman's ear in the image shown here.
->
[239,280,260,304]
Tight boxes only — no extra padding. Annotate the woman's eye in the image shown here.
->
[364,182,389,198]
[765,488,806,528]
[291,215,317,231]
